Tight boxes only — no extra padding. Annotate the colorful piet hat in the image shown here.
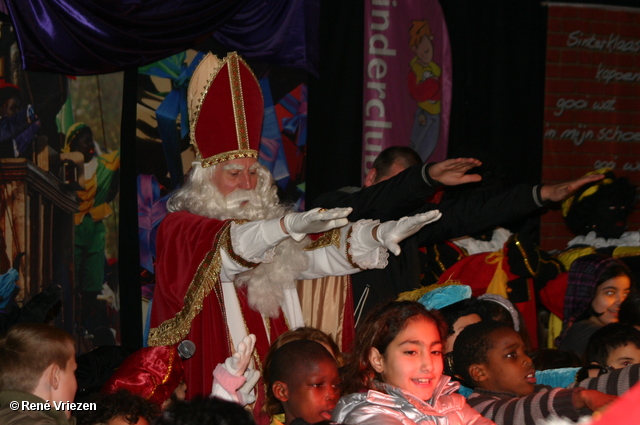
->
[187,51,263,167]
[102,345,184,407]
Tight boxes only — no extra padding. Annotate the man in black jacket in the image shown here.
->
[312,146,603,323]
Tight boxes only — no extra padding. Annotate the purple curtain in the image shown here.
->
[4,0,318,76]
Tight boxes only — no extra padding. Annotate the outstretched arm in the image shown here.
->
[540,173,605,202]
[428,157,483,186]
[468,387,585,425]
[313,158,482,222]
[570,363,640,395]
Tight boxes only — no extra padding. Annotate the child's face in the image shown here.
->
[282,358,340,424]
[477,328,536,396]
[606,343,640,369]
[413,35,435,66]
[591,275,631,325]
[371,316,443,401]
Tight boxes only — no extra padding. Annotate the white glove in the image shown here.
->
[375,210,442,255]
[283,207,352,242]
[225,334,256,376]
[237,368,261,405]
[211,334,258,405]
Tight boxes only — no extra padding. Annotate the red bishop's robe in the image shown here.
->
[149,211,289,423]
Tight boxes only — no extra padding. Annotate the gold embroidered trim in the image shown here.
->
[303,228,341,251]
[223,219,260,268]
[344,226,363,270]
[514,238,537,276]
[148,222,232,347]
[228,53,249,151]
[200,149,258,168]
[147,347,174,401]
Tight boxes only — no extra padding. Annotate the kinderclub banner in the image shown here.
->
[362,0,452,180]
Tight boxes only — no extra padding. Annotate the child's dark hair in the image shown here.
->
[579,259,632,322]
[439,298,485,336]
[263,326,343,372]
[75,389,159,425]
[558,255,633,348]
[264,339,337,417]
[154,395,256,425]
[341,301,447,395]
[529,348,581,371]
[584,323,640,367]
[619,290,640,327]
[452,320,512,385]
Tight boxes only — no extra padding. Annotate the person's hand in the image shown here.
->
[237,368,260,405]
[575,389,617,412]
[224,334,256,377]
[283,207,352,242]
[540,173,605,202]
[374,210,442,255]
[428,158,483,186]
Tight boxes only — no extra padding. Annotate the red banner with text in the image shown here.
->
[541,4,640,252]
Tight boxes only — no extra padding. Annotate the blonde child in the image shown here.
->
[333,300,494,424]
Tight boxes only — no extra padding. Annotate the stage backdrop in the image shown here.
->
[541,3,640,252]
[0,19,123,353]
[362,0,451,180]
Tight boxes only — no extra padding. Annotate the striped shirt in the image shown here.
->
[467,363,640,425]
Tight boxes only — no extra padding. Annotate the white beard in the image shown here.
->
[221,188,266,220]
[166,164,307,317]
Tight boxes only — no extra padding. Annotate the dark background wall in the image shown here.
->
[306,0,636,205]
[307,0,547,205]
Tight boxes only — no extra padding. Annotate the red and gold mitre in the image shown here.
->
[188,51,263,167]
[101,345,184,407]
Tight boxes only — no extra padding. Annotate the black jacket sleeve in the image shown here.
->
[311,163,438,222]
[414,184,544,247]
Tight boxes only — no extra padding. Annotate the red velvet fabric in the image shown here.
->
[150,211,293,413]
[236,285,288,425]
[436,248,539,349]
[341,276,355,353]
[102,345,183,407]
[195,55,263,161]
[591,381,640,425]
[150,211,232,400]
[539,272,568,319]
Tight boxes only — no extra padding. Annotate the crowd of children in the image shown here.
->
[0,274,640,425]
[3,249,640,425]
